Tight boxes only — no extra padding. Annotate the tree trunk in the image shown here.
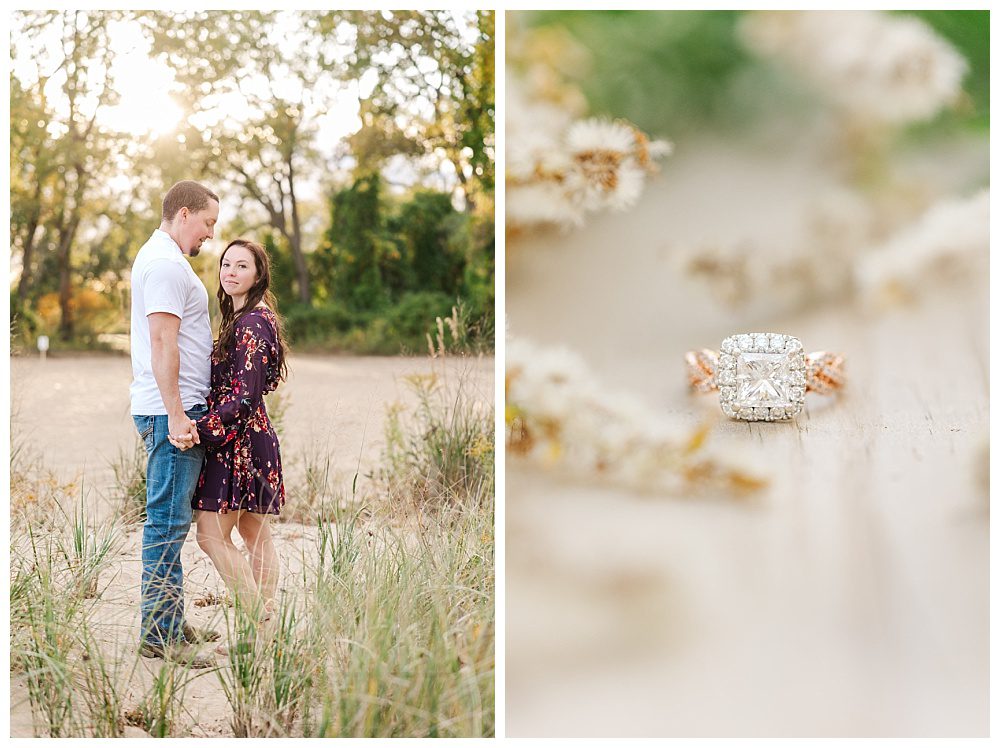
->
[56,217,79,341]
[57,165,86,341]
[287,157,311,304]
[17,184,43,301]
[451,154,474,213]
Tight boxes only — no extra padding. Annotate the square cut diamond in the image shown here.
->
[736,352,794,407]
[717,333,806,421]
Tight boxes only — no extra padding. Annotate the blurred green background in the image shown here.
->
[524,10,988,138]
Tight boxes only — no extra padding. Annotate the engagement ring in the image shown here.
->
[685,333,845,422]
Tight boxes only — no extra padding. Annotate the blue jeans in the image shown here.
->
[133,405,207,646]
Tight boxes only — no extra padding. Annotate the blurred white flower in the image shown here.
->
[740,10,967,125]
[855,189,989,305]
[505,181,587,228]
[681,187,876,309]
[507,49,672,231]
[506,337,766,496]
[565,118,639,154]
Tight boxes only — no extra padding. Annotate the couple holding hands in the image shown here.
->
[130,180,289,668]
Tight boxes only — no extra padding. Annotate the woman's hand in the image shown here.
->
[168,413,200,451]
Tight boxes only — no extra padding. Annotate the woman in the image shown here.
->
[170,238,289,646]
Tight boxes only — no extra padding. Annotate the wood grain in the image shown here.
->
[505,145,988,736]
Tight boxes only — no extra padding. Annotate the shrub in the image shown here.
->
[376,291,455,352]
[379,365,494,509]
[283,303,357,346]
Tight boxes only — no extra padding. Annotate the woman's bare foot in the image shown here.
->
[257,601,278,643]
[215,638,253,657]
[216,603,277,656]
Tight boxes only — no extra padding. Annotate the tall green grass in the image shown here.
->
[10,357,494,737]
[212,362,495,737]
[380,365,495,510]
[107,438,147,524]
[12,517,132,737]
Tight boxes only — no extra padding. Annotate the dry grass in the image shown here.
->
[9,357,495,737]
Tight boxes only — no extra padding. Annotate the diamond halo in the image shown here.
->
[717,332,806,422]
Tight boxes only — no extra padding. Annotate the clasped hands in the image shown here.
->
[168,414,200,452]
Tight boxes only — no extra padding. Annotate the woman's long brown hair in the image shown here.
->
[214,239,289,383]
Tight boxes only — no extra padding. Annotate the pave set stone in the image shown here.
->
[717,333,806,421]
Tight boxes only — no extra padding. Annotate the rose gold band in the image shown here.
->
[685,349,846,394]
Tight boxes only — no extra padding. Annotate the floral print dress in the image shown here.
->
[193,306,285,515]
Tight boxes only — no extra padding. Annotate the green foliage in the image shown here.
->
[376,292,456,352]
[62,490,123,599]
[12,517,131,737]
[427,300,494,357]
[319,173,388,310]
[108,438,147,524]
[392,191,465,294]
[17,530,80,737]
[265,233,298,307]
[282,302,356,344]
[334,10,496,203]
[306,513,495,736]
[526,10,748,136]
[10,290,42,353]
[524,10,989,136]
[10,358,495,737]
[899,10,989,128]
[300,174,493,354]
[10,11,494,351]
[283,293,455,355]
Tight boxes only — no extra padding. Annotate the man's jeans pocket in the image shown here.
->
[133,415,155,452]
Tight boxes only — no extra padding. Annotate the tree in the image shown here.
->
[318,173,387,311]
[14,11,125,339]
[10,10,495,351]
[329,10,495,208]
[392,190,464,294]
[142,10,333,305]
[10,73,58,303]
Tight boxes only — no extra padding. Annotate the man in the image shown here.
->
[130,180,220,667]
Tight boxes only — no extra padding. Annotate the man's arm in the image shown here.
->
[149,312,199,447]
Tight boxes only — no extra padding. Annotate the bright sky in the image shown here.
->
[17,14,403,179]
[102,20,184,136]
[12,14,368,144]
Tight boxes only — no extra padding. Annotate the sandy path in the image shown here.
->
[10,352,493,737]
[11,352,494,511]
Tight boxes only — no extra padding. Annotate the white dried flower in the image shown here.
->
[506,60,671,230]
[561,118,665,213]
[505,180,586,228]
[680,187,876,310]
[506,81,576,176]
[506,337,766,496]
[740,10,967,125]
[565,118,639,154]
[855,189,989,305]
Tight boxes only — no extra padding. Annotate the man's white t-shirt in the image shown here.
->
[129,229,213,415]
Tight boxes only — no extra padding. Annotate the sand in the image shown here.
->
[10,351,494,737]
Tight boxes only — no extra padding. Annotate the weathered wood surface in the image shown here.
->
[505,139,988,736]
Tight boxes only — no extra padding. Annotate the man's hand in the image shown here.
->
[168,413,199,451]
[149,311,201,452]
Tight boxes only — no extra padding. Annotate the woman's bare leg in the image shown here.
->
[195,509,260,612]
[235,512,279,615]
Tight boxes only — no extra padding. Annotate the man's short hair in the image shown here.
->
[162,180,220,222]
